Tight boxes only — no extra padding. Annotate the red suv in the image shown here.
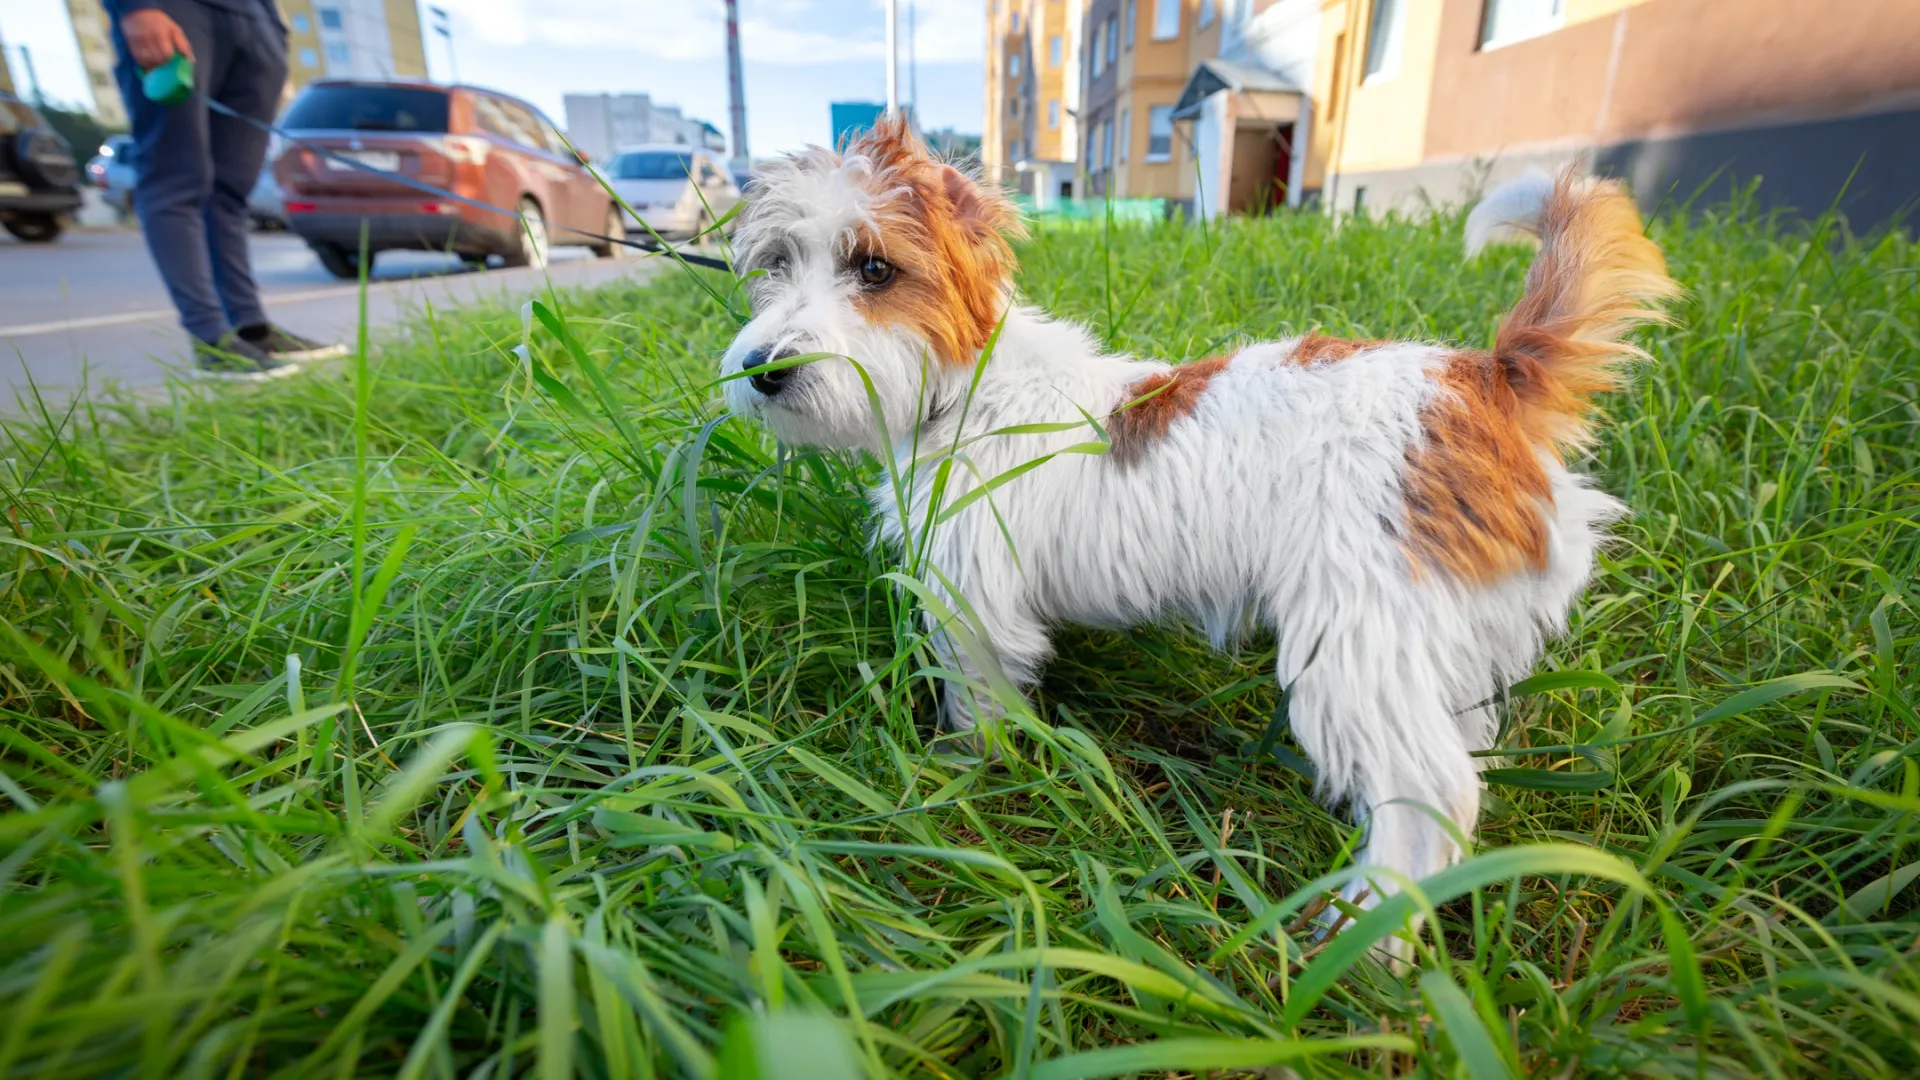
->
[275,80,626,278]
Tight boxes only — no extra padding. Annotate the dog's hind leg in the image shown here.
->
[1280,614,1482,955]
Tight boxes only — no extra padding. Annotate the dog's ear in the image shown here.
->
[937,163,1022,244]
[847,111,919,166]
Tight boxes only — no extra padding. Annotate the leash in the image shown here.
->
[205,98,738,273]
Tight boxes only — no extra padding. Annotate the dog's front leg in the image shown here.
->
[919,571,1053,739]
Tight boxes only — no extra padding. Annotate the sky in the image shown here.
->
[0,0,985,155]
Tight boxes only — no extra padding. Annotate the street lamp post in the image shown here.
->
[430,7,458,83]
[884,0,898,115]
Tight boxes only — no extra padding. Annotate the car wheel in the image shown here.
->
[500,198,549,269]
[312,242,373,280]
[3,213,65,243]
[592,205,631,259]
[13,131,79,189]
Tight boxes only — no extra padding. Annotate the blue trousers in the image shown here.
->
[112,0,287,343]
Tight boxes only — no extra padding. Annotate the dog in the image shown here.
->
[719,115,1677,917]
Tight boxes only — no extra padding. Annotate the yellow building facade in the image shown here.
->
[990,0,1920,228]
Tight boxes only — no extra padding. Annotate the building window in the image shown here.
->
[299,47,318,68]
[1125,0,1136,48]
[1480,0,1565,49]
[1091,24,1103,76]
[1102,118,1114,168]
[1363,0,1406,81]
[291,13,310,32]
[1050,35,1061,66]
[1200,0,1216,28]
[1106,15,1118,62]
[1152,0,1179,40]
[1146,105,1172,160]
[318,7,344,30]
[1094,123,1106,170]
[326,42,351,65]
[1011,11,1020,32]
[1010,139,1022,161]
[1049,99,1059,127]
[1117,107,1129,162]
[1010,52,1021,77]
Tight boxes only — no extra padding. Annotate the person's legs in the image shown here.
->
[111,0,234,344]
[204,5,286,332]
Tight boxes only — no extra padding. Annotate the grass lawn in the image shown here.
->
[1,197,1916,1079]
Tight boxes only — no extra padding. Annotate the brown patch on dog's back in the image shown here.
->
[1402,350,1553,582]
[1107,356,1232,466]
[1289,334,1381,366]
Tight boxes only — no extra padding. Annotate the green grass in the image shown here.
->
[1,195,1916,1079]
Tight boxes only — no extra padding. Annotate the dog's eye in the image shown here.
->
[856,255,896,288]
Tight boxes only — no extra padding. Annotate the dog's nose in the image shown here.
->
[742,345,801,396]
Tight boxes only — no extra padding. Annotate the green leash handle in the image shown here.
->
[141,53,195,106]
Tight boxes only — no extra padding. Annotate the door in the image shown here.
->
[535,106,607,234]
[1272,123,1294,211]
[488,95,577,231]
[1227,124,1282,215]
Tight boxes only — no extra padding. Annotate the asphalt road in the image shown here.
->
[1,226,662,403]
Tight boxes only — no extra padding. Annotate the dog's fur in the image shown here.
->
[720,116,1678,911]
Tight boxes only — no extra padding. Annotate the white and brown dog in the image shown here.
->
[720,117,1676,910]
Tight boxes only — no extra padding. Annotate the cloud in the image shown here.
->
[447,0,983,67]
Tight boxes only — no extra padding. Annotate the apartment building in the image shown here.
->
[1315,0,1920,229]
[1076,0,1317,212]
[64,0,125,126]
[981,0,1086,206]
[282,0,428,90]
[991,0,1917,227]
[1081,0,1195,201]
[563,94,728,163]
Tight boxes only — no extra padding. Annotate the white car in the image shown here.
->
[604,145,739,240]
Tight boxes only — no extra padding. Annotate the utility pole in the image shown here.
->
[724,0,749,170]
[908,0,917,118]
[19,44,43,106]
[884,0,898,115]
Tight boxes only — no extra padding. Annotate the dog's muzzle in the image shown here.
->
[742,345,803,397]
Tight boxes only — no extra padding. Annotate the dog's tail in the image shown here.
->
[1490,170,1680,453]
[1463,169,1556,256]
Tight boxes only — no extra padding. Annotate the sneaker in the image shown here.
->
[194,333,300,379]
[238,324,350,362]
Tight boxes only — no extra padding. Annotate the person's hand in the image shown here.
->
[121,9,194,70]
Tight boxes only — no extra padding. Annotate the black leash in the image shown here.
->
[205,98,738,273]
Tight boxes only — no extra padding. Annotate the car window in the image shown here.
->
[472,95,548,153]
[532,109,576,159]
[1,97,39,134]
[610,151,694,180]
[503,100,556,155]
[282,85,449,132]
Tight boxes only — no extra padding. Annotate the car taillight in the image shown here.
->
[421,202,456,214]
[285,201,319,213]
